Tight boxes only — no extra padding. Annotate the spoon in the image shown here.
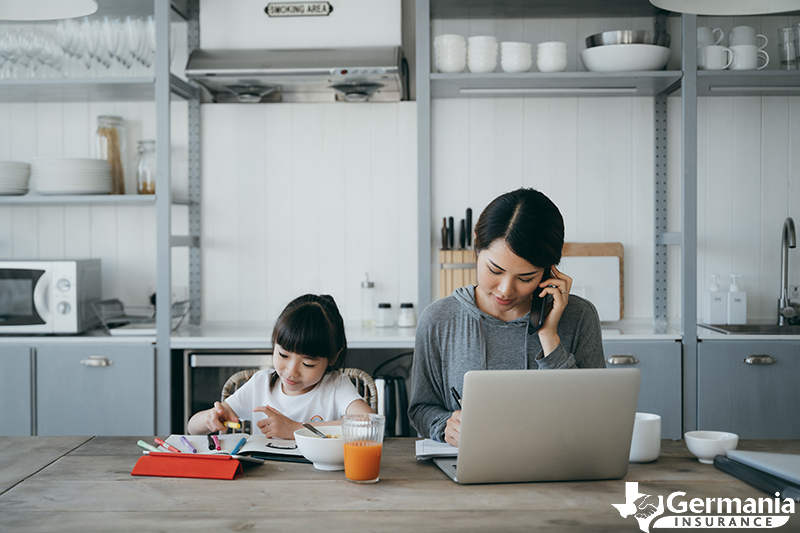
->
[303,423,328,438]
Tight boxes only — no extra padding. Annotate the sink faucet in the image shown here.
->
[778,217,797,326]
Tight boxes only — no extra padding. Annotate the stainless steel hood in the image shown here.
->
[185,46,406,103]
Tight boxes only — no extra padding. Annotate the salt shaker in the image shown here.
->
[397,303,417,328]
[376,303,394,327]
[136,140,156,194]
[361,273,375,327]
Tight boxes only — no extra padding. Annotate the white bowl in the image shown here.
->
[501,57,532,72]
[294,426,344,471]
[684,430,739,464]
[580,44,670,72]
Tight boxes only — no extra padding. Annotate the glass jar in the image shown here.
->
[361,273,375,328]
[96,115,127,195]
[136,140,156,194]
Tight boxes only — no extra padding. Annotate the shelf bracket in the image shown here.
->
[169,74,200,100]
[171,235,200,248]
[654,93,668,325]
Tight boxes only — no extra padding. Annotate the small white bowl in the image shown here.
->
[580,44,670,72]
[684,430,739,464]
[294,426,344,471]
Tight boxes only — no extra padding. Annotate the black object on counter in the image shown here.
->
[441,218,448,250]
[459,219,465,249]
[448,217,454,249]
[466,208,472,248]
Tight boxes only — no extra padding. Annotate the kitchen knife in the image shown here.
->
[466,208,472,248]
[459,219,465,249]
[441,218,448,250]
[448,217,454,250]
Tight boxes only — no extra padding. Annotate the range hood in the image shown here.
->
[185,46,406,103]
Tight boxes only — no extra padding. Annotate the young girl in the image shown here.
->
[188,294,375,439]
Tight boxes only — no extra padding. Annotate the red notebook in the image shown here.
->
[131,452,243,480]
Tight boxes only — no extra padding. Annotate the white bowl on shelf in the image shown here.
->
[684,430,739,464]
[580,44,670,72]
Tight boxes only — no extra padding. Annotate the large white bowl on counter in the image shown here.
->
[580,44,670,72]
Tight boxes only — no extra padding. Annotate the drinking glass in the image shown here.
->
[778,26,798,70]
[342,413,386,484]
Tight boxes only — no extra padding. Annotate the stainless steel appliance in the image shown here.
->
[0,259,101,334]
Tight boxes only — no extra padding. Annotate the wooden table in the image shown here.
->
[1,437,799,532]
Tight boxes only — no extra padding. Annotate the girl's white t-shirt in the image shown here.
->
[224,369,363,424]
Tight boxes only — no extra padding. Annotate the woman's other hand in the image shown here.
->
[253,405,303,439]
[444,410,461,447]
[537,265,573,354]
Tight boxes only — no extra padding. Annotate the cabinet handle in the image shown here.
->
[743,355,776,365]
[80,356,113,367]
[606,355,638,365]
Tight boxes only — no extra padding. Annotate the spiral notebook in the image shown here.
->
[164,433,310,463]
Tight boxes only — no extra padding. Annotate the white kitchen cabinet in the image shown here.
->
[36,344,155,436]
[0,345,33,436]
[603,340,682,439]
[698,340,800,439]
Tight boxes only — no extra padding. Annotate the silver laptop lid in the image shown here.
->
[455,368,641,484]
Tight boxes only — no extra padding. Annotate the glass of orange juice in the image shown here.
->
[342,413,386,483]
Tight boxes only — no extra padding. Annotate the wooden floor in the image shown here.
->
[1,437,799,532]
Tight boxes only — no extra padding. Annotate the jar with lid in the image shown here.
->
[361,273,375,327]
[397,303,416,328]
[96,115,127,195]
[376,303,394,328]
[136,140,156,194]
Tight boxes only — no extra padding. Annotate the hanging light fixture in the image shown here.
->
[0,0,98,21]
[650,0,800,15]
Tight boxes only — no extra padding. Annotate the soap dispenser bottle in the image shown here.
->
[726,274,747,325]
[703,274,727,324]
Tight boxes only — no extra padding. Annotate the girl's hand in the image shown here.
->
[253,405,303,439]
[203,401,239,434]
[536,265,573,355]
[444,410,461,447]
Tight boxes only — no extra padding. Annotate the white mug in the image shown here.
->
[698,45,733,70]
[730,44,769,70]
[629,412,661,463]
[697,26,724,47]
[728,25,768,50]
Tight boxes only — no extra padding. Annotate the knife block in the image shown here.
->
[439,250,477,300]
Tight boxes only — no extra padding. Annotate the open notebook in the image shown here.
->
[165,433,310,463]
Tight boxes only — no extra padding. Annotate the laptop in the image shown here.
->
[727,450,800,486]
[433,368,641,484]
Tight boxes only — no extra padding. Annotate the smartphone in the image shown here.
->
[529,268,555,334]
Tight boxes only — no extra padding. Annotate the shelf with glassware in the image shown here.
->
[430,70,683,98]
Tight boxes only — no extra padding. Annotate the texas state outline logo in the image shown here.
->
[612,482,796,531]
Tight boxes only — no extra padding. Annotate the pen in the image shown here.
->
[137,440,160,453]
[450,386,462,407]
[230,437,247,456]
[154,437,181,453]
[180,435,197,453]
[207,434,216,451]
[212,434,221,451]
[224,421,241,429]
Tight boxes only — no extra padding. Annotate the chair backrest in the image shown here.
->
[220,367,378,412]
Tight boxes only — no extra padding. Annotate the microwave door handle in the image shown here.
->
[33,271,52,323]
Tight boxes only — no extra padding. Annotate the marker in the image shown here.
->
[180,435,197,453]
[207,434,215,450]
[230,437,247,456]
[137,440,160,453]
[211,434,221,451]
[450,386,462,407]
[224,421,241,429]
[154,437,181,453]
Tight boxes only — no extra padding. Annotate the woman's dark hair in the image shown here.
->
[268,294,347,391]
[473,188,564,269]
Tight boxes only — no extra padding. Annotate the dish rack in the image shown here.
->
[91,298,192,333]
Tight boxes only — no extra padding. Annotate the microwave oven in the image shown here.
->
[0,259,101,334]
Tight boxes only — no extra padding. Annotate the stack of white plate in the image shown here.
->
[31,158,112,195]
[0,161,32,195]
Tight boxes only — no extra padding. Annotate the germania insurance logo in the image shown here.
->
[612,482,796,531]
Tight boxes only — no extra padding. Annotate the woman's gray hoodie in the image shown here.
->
[408,285,606,441]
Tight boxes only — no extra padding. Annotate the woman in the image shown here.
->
[408,188,605,446]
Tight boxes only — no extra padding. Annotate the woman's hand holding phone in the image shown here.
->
[535,265,572,356]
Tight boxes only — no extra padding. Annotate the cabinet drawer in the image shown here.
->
[0,345,32,436]
[698,341,800,439]
[603,340,682,439]
[36,344,155,436]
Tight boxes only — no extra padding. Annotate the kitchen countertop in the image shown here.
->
[2,436,799,532]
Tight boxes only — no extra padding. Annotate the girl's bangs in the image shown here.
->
[273,307,335,359]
